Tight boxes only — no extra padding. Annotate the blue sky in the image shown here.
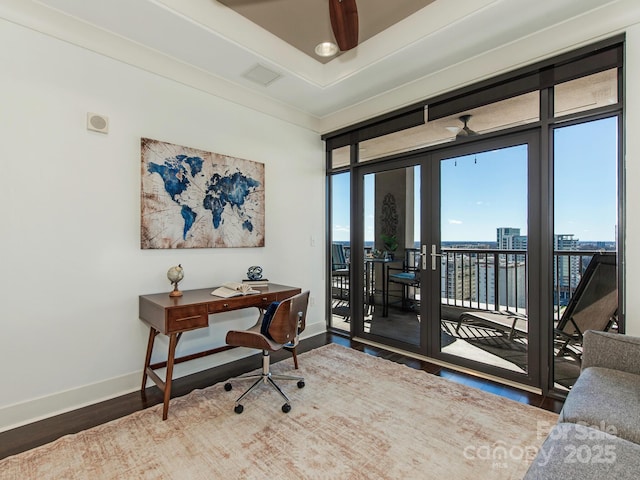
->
[332,116,617,243]
[553,117,617,242]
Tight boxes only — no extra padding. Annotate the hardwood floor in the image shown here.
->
[0,332,563,460]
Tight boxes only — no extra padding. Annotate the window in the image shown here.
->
[554,69,618,117]
[358,92,539,162]
[325,37,623,395]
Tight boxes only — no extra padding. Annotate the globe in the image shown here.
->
[167,264,184,297]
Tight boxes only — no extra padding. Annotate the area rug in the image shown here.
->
[0,344,557,479]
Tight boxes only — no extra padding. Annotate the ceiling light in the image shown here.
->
[315,42,339,57]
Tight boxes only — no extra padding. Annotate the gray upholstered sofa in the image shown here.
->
[524,331,640,479]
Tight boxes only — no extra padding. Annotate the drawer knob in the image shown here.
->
[223,303,229,308]
[262,297,268,301]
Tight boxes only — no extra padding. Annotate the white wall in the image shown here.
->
[623,23,640,336]
[0,19,325,430]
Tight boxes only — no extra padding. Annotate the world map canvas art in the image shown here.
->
[140,138,265,249]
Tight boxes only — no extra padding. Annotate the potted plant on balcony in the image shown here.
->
[381,234,398,260]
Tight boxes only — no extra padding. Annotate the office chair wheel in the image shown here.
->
[224,383,232,391]
[297,380,305,388]
[282,403,291,413]
[234,404,244,414]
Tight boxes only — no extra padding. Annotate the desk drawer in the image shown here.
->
[208,293,279,314]
[166,305,208,333]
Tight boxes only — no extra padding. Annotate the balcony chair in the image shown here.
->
[384,248,421,317]
[332,243,350,297]
[331,243,350,319]
[455,253,617,360]
[554,252,618,360]
[224,291,309,414]
[456,310,528,341]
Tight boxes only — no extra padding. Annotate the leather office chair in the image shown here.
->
[283,298,306,370]
[224,291,310,414]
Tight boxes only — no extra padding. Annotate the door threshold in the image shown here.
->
[353,336,542,395]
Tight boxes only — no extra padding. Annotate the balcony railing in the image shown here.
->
[333,243,615,321]
[437,248,615,320]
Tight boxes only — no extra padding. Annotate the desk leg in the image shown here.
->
[162,333,178,421]
[141,328,158,391]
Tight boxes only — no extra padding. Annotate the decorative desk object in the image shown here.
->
[167,264,184,297]
[246,265,263,281]
[243,265,268,286]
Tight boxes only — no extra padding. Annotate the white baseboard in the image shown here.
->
[0,372,143,433]
[0,323,327,433]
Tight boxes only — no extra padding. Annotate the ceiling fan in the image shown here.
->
[455,114,478,138]
[329,0,359,51]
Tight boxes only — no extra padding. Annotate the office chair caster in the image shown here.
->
[297,380,305,388]
[224,382,232,391]
[234,404,244,414]
[282,403,291,413]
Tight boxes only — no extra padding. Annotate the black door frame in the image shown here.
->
[350,130,543,388]
[340,118,621,396]
[423,130,543,389]
[351,155,429,349]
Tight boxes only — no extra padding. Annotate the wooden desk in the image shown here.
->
[139,283,301,420]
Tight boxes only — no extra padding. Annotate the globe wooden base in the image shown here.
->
[169,284,183,297]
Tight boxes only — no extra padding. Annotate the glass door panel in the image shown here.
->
[355,133,540,387]
[552,117,618,390]
[362,165,421,346]
[330,172,351,332]
[435,143,531,377]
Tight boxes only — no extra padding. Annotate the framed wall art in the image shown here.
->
[141,138,265,249]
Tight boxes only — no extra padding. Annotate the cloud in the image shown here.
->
[449,219,463,225]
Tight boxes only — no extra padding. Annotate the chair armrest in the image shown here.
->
[581,330,640,375]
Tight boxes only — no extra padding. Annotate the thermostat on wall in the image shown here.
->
[87,112,109,134]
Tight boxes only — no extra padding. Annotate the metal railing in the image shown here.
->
[439,248,526,313]
[438,248,614,318]
[332,244,615,319]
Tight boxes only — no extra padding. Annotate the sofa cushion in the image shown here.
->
[582,331,640,375]
[524,422,640,480]
[559,366,640,444]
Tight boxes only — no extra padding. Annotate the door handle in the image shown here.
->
[421,244,428,270]
[429,244,444,271]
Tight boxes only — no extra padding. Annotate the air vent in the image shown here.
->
[242,64,282,87]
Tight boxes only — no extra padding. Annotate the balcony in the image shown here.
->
[331,247,617,389]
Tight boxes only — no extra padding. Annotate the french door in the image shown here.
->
[353,131,541,388]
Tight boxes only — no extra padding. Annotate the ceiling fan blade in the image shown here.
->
[329,0,358,51]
